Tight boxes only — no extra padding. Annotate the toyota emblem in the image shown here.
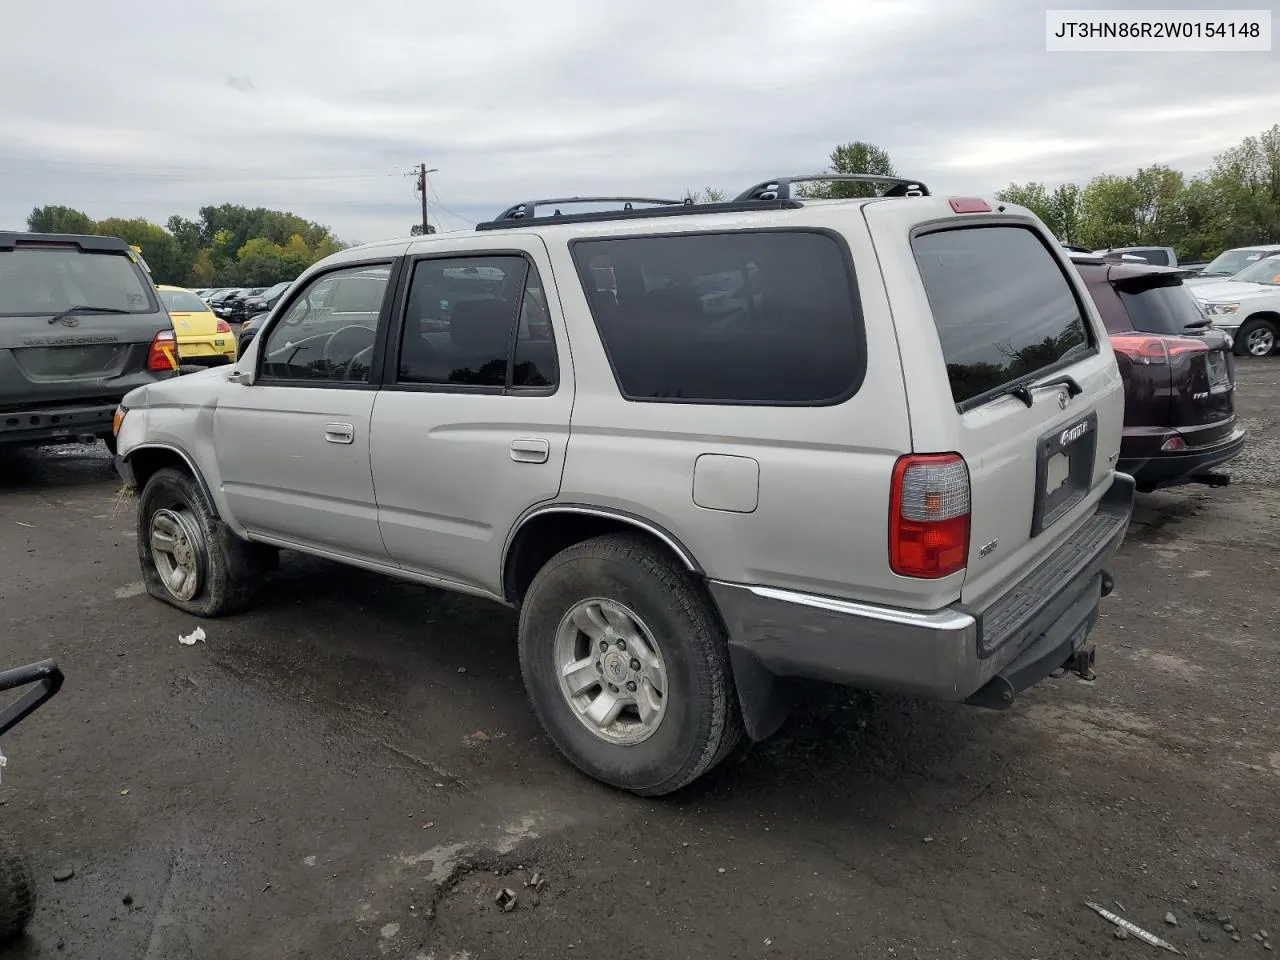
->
[58,316,79,328]
[1058,391,1069,410]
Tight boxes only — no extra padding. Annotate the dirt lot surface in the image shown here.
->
[1,359,1277,960]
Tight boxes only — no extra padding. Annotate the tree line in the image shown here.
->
[26,203,346,287]
[995,125,1280,258]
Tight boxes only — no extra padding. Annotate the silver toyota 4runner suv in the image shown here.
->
[114,175,1135,795]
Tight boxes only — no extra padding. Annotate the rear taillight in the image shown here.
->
[889,454,971,579]
[1109,334,1209,365]
[147,329,178,372]
[215,319,232,334]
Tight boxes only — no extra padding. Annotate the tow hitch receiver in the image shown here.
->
[1059,643,1096,682]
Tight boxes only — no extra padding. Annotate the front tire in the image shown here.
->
[1234,317,1278,357]
[137,467,264,617]
[518,533,742,796]
[0,833,35,942]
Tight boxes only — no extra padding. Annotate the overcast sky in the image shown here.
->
[1,0,1275,243]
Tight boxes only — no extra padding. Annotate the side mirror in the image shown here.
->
[228,367,254,386]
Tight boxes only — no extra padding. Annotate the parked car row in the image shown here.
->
[108,176,1252,797]
[191,281,295,324]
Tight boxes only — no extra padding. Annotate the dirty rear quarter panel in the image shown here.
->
[545,204,953,611]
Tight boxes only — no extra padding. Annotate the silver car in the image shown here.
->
[113,176,1135,794]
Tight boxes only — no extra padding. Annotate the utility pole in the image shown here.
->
[415,163,439,235]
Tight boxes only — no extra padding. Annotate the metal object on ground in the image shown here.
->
[1085,902,1182,954]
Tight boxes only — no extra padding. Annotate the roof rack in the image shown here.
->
[734,174,930,202]
[489,196,687,223]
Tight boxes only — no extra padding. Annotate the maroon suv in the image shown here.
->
[1071,254,1247,492]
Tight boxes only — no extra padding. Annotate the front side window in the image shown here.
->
[397,256,557,389]
[0,247,155,316]
[571,231,863,404]
[258,264,391,383]
[912,226,1093,409]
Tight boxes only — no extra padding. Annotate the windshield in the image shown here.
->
[159,289,211,313]
[1201,248,1273,277]
[1228,255,1280,286]
[263,282,290,298]
[0,246,155,316]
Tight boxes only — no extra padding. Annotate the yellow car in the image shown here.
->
[156,285,238,366]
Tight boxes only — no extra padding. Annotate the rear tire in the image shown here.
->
[0,833,35,942]
[1234,317,1278,357]
[137,467,266,617]
[518,533,742,796]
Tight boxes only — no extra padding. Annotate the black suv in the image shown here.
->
[0,232,177,452]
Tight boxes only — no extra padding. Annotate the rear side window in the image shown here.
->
[0,247,155,316]
[912,226,1093,409]
[571,231,863,405]
[1117,282,1204,334]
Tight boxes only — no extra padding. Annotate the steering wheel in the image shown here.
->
[321,324,376,380]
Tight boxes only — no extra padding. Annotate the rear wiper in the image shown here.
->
[46,305,132,325]
[992,375,1084,409]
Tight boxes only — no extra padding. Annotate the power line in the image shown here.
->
[427,179,477,226]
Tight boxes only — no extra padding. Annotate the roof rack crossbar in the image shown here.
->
[734,174,930,202]
[492,196,689,222]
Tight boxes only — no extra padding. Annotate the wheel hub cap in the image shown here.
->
[554,599,668,745]
[149,507,206,602]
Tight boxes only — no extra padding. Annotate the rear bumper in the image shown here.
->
[1119,425,1246,489]
[0,400,118,446]
[712,472,1135,736]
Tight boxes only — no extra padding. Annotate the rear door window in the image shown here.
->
[911,226,1094,410]
[0,247,156,315]
[571,231,863,404]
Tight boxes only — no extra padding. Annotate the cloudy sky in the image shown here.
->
[1,0,1275,243]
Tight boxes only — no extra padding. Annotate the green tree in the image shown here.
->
[189,249,215,286]
[27,205,95,234]
[93,217,185,284]
[1205,123,1280,248]
[1047,183,1083,244]
[995,182,1053,224]
[800,141,898,198]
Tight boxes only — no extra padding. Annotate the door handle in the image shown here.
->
[324,422,355,444]
[510,438,549,463]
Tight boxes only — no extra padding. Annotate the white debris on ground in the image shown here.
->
[178,627,206,646]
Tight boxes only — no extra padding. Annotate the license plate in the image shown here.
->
[214,339,225,346]
[1031,411,1099,537]
[1045,451,1070,493]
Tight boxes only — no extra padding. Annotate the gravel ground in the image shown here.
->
[0,358,1276,960]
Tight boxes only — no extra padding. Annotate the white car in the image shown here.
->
[1186,244,1280,287]
[1190,253,1280,357]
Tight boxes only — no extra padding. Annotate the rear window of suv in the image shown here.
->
[1117,281,1205,335]
[571,231,863,404]
[0,246,156,316]
[912,226,1093,409]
